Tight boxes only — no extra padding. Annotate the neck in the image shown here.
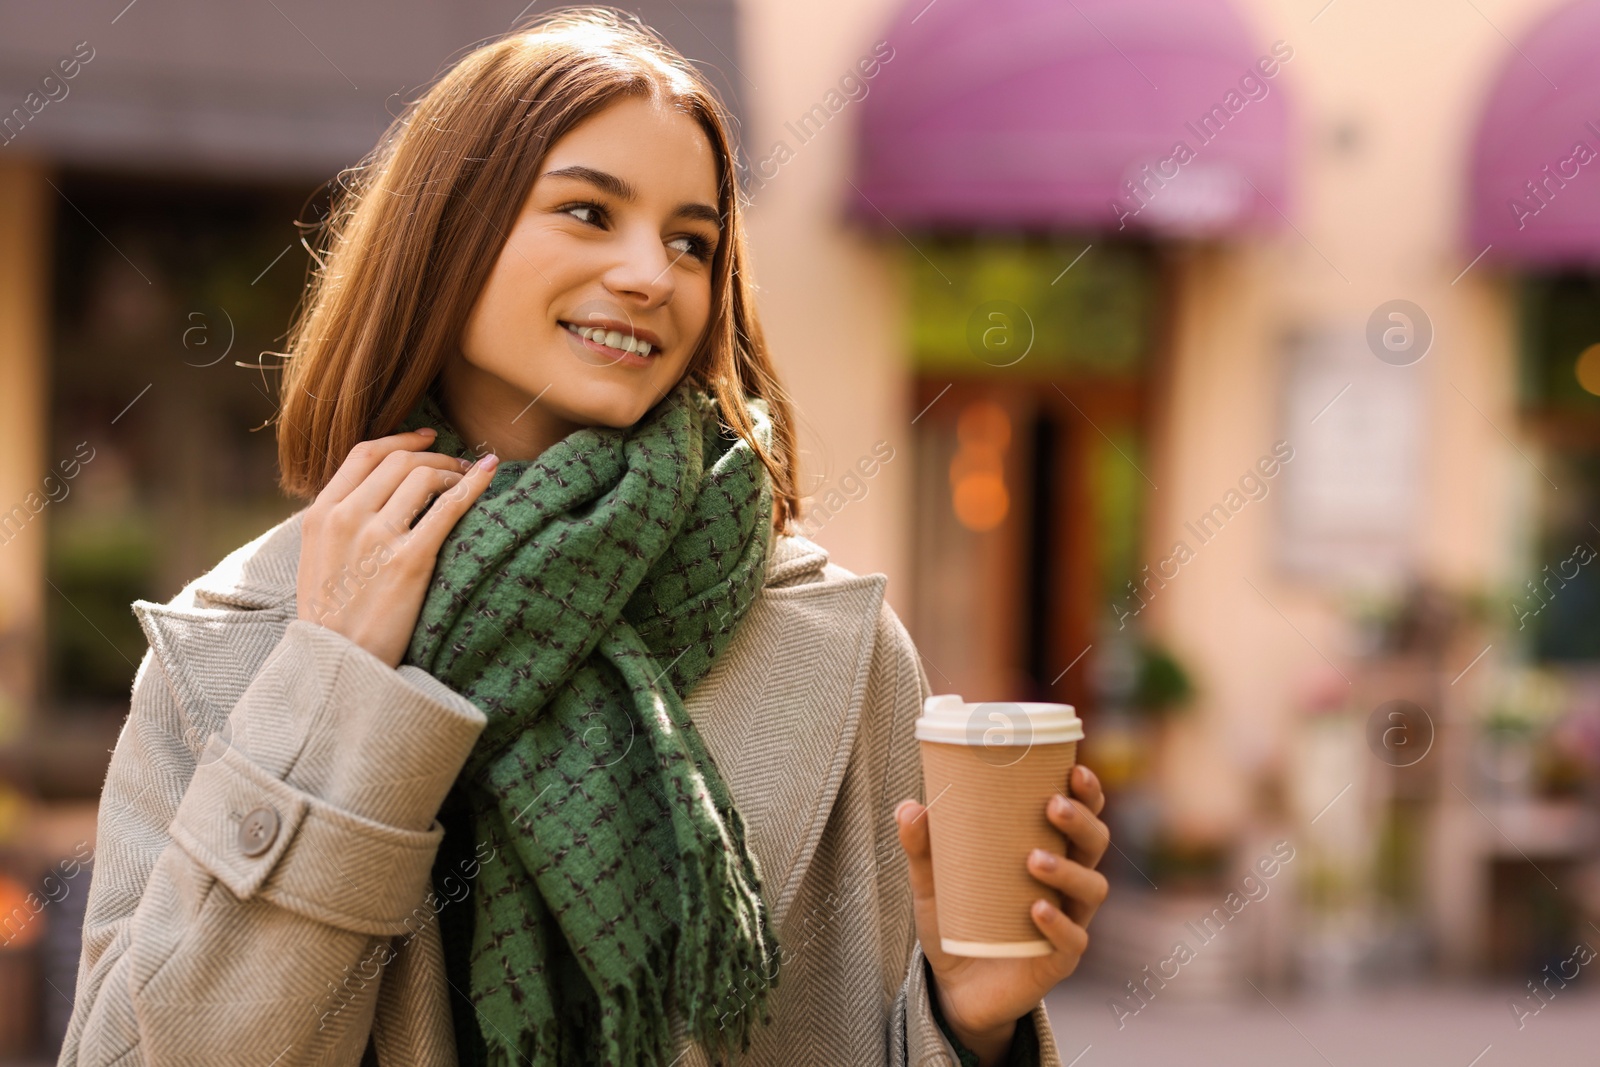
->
[436,359,579,461]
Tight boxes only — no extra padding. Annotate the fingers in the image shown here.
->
[319,429,442,505]
[343,449,474,518]
[895,798,954,971]
[407,453,499,555]
[1030,897,1089,972]
[1047,793,1111,870]
[894,799,937,901]
[1070,764,1105,817]
[376,464,467,537]
[1027,849,1108,928]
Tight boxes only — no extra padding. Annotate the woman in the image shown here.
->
[59,9,1110,1067]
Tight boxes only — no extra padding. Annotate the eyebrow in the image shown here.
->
[540,165,723,230]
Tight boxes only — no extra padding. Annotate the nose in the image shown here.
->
[602,223,677,309]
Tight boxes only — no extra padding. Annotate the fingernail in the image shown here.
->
[1033,899,1052,918]
[1051,795,1073,818]
[895,801,915,825]
[458,457,473,471]
[476,453,498,470]
[1031,848,1057,870]
[418,427,436,437]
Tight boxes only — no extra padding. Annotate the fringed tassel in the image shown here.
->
[673,803,781,1060]
[600,943,674,1067]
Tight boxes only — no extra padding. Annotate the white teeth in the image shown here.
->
[564,322,654,357]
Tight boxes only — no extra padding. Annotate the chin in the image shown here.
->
[561,381,668,430]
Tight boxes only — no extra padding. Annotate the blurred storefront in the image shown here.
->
[849,0,1291,739]
[844,0,1314,992]
[1454,0,1600,979]
[830,0,1600,995]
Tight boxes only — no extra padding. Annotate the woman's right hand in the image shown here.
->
[296,427,499,668]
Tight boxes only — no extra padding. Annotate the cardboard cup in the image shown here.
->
[915,697,1083,958]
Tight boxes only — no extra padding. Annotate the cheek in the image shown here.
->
[464,247,559,363]
[670,275,715,364]
[458,296,507,375]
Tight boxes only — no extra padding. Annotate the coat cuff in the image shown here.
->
[904,940,968,1064]
[165,618,489,934]
[925,953,1044,1067]
[169,740,446,935]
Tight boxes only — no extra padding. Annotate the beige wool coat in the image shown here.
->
[58,509,1065,1066]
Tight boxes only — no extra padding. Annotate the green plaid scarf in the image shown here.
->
[398,380,781,1066]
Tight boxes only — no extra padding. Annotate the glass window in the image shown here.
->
[1516,272,1600,662]
[46,171,311,713]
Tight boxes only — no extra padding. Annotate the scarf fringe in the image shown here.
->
[671,807,780,1058]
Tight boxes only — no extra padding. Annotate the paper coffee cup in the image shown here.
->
[915,695,1083,958]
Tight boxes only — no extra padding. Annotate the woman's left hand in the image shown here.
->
[894,763,1110,1065]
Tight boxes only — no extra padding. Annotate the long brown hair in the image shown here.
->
[274,6,798,531]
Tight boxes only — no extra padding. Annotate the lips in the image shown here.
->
[559,320,661,358]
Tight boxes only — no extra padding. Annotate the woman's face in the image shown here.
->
[441,95,722,459]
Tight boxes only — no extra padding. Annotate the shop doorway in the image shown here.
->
[901,236,1163,724]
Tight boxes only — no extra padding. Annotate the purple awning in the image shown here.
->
[849,0,1292,236]
[1467,0,1600,266]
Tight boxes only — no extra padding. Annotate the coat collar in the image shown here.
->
[138,507,883,935]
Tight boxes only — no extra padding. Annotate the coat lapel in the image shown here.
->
[135,510,884,937]
[129,512,303,756]
[683,537,886,932]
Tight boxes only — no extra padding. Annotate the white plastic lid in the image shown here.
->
[914,694,1082,746]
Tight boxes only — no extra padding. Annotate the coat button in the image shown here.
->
[238,806,280,857]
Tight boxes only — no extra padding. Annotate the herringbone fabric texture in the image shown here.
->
[396,382,781,1067]
[57,509,1067,1067]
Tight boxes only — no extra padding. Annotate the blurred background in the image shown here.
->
[3,0,1600,1062]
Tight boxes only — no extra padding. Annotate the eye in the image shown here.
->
[667,233,716,262]
[560,201,607,226]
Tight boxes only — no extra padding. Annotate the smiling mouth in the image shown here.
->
[560,321,658,358]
